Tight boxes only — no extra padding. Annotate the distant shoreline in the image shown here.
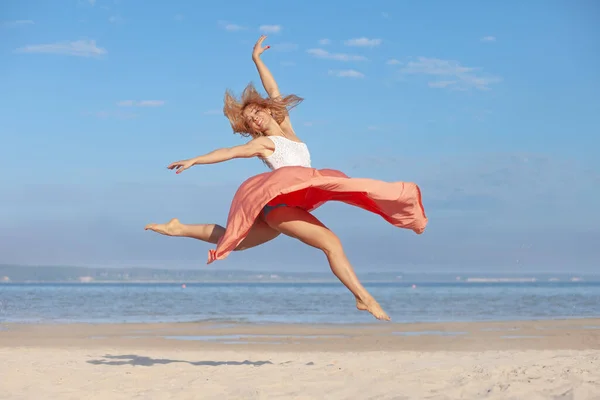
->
[1,279,597,284]
[2,264,599,284]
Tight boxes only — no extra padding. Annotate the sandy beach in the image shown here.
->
[1,318,600,399]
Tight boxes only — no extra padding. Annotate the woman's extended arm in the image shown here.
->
[251,35,296,134]
[252,35,280,99]
[167,137,273,174]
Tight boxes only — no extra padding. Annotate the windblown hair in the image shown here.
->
[223,82,303,137]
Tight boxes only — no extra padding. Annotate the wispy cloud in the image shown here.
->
[15,39,107,58]
[470,108,493,122]
[428,80,457,88]
[318,38,331,45]
[344,37,382,47]
[117,100,165,107]
[83,110,138,119]
[307,48,367,62]
[108,15,124,24]
[218,20,245,32]
[386,59,401,65]
[381,12,390,19]
[76,0,96,7]
[138,100,165,107]
[398,56,501,90]
[269,42,298,52]
[259,25,281,34]
[173,14,184,21]
[2,20,34,27]
[480,36,496,42]
[328,69,365,78]
[225,24,244,31]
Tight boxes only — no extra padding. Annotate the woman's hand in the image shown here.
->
[167,159,195,174]
[252,35,270,60]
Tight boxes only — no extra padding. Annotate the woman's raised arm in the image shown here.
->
[252,35,281,99]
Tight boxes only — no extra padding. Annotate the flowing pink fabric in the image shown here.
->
[207,166,427,264]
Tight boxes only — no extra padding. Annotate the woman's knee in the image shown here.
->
[234,219,280,251]
[316,231,344,256]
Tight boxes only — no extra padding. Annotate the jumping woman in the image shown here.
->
[145,35,428,321]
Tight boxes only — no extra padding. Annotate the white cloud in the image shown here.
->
[428,80,458,88]
[2,20,34,27]
[481,36,496,42]
[173,14,184,21]
[83,110,138,119]
[269,42,298,52]
[328,69,364,78]
[344,37,382,47]
[381,12,390,19]
[225,24,244,31]
[318,38,331,45]
[15,39,107,58]
[218,21,245,31]
[108,15,124,24]
[398,56,501,90]
[386,59,401,65]
[138,100,165,107]
[307,48,367,62]
[76,0,96,7]
[117,100,165,107]
[259,25,281,33]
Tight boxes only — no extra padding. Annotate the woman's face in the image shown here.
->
[242,104,272,133]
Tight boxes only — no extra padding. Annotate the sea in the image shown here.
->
[1,281,599,325]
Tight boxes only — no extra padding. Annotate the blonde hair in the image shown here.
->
[223,82,303,137]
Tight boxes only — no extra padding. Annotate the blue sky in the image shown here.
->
[1,0,599,273]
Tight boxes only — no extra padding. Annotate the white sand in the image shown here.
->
[1,348,599,399]
[1,320,600,399]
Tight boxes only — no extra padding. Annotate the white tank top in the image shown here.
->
[262,135,312,170]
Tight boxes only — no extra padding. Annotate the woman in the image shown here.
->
[145,35,428,321]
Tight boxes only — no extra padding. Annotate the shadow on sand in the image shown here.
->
[87,354,274,367]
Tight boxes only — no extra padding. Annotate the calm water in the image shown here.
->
[0,282,599,324]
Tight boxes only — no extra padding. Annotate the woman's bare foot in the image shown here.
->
[357,297,390,321]
[144,218,184,236]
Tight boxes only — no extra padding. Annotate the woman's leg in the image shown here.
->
[144,217,280,251]
[263,206,390,321]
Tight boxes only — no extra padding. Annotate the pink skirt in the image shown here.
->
[207,166,428,264]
